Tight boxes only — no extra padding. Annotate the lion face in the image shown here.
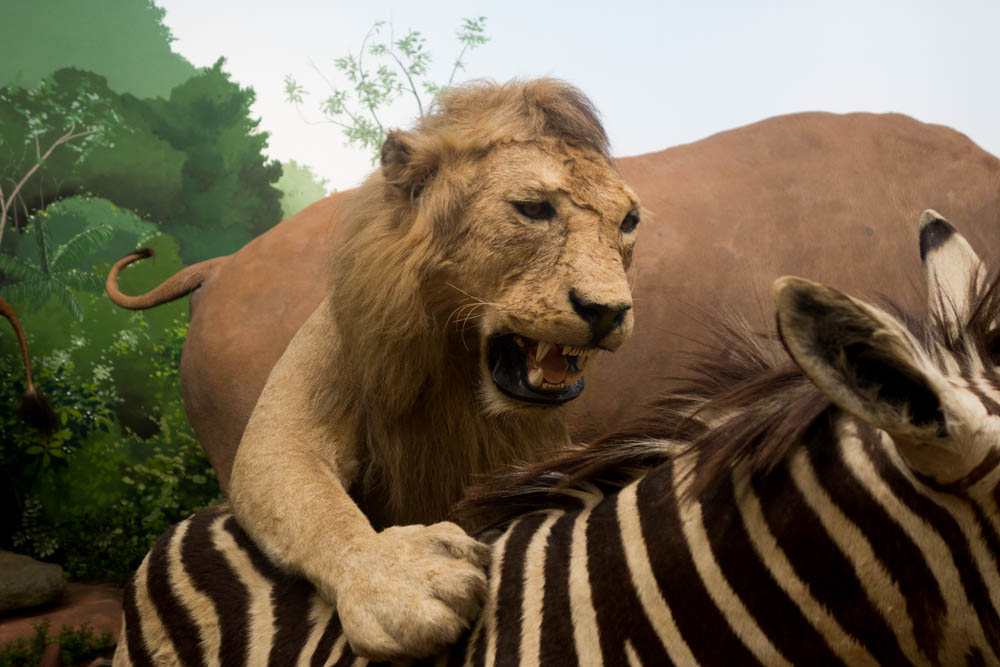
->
[437,141,640,411]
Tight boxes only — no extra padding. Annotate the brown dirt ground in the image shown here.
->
[0,583,122,646]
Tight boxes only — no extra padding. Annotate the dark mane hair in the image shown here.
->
[454,271,1000,533]
[422,78,612,161]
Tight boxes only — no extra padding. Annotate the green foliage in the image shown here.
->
[0,68,116,174]
[16,418,221,583]
[0,619,115,666]
[0,62,282,263]
[0,214,112,320]
[0,2,283,586]
[2,196,159,266]
[58,621,115,664]
[0,347,118,476]
[277,159,331,217]
[0,68,181,227]
[139,58,284,254]
[1,226,220,581]
[285,17,490,161]
[1,312,222,582]
[0,620,50,667]
[0,0,196,97]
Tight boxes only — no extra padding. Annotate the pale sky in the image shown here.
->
[156,0,1000,192]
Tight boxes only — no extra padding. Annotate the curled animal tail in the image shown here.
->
[0,296,57,433]
[105,249,227,310]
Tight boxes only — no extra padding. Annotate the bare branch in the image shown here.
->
[0,123,95,251]
[308,58,340,96]
[355,24,386,134]
[447,43,470,87]
[387,49,424,117]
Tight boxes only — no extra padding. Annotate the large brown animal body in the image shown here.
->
[145,111,1000,493]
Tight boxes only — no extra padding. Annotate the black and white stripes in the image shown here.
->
[115,212,1000,665]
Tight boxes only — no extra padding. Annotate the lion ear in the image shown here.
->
[381,129,438,199]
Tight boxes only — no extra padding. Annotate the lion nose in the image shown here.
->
[569,289,632,344]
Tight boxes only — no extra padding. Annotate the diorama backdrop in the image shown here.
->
[1,0,997,601]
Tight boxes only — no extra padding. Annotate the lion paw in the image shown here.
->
[333,522,490,660]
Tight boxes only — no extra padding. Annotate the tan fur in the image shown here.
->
[228,79,639,660]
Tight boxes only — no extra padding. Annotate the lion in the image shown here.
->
[106,79,641,659]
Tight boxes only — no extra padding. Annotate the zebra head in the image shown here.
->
[776,210,1000,487]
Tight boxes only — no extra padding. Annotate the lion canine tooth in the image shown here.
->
[536,341,553,360]
[528,367,545,387]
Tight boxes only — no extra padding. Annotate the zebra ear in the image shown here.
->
[920,210,985,334]
[774,276,948,443]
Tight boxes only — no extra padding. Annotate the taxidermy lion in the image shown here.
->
[106,79,640,659]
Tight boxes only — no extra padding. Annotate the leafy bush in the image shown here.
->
[0,343,121,547]
[1,308,221,582]
[1,225,221,580]
[0,619,115,667]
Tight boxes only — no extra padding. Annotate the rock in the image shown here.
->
[0,550,65,614]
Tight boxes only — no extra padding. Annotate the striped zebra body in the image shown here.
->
[116,211,1000,666]
[117,425,1000,666]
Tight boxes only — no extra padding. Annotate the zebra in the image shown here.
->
[115,210,1000,665]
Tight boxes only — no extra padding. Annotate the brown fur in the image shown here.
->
[1,296,56,432]
[305,79,633,526]
[101,111,1000,496]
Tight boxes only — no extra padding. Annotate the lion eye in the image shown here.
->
[620,210,640,234]
[513,201,555,221]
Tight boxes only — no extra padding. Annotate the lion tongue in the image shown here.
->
[531,342,568,384]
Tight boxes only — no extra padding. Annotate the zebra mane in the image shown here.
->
[455,270,1000,533]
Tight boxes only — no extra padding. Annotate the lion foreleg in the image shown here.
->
[228,296,489,660]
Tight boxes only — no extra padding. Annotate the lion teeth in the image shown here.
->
[561,344,594,358]
[528,367,545,387]
[536,341,554,361]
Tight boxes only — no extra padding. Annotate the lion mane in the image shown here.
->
[106,78,636,533]
[321,79,622,527]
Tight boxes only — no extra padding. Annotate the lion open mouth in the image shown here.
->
[487,334,596,405]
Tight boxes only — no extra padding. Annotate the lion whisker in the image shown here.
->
[445,283,512,316]
[445,282,491,305]
[446,301,487,330]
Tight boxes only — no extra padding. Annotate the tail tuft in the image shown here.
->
[19,386,58,435]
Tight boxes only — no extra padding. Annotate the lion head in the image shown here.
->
[332,79,638,409]
[327,79,639,522]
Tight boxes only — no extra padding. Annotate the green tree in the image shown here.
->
[140,59,283,260]
[0,68,185,228]
[0,63,281,265]
[284,17,489,161]
[0,0,196,98]
[277,160,330,218]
